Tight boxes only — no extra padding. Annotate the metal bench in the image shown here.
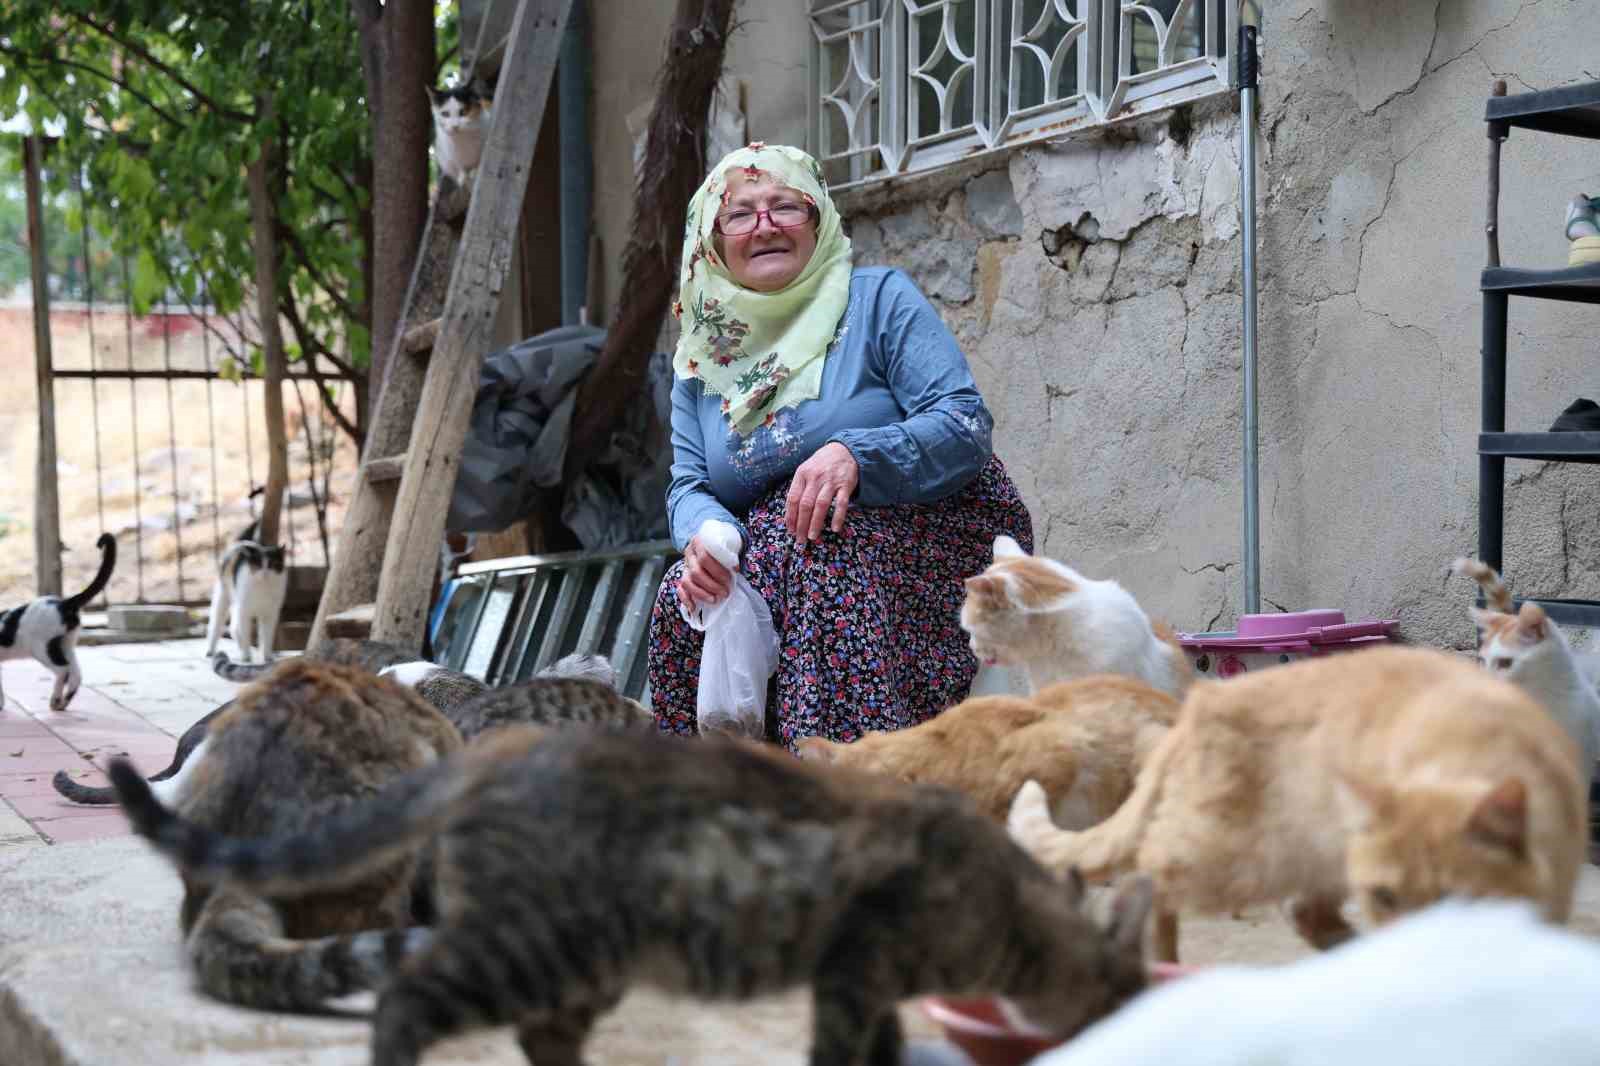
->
[431,540,679,705]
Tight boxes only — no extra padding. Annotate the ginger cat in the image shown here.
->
[799,674,1186,961]
[796,675,1179,827]
[961,536,1192,697]
[1008,645,1588,960]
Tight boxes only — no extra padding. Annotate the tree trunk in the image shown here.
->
[248,101,290,548]
[355,0,435,432]
[561,0,737,487]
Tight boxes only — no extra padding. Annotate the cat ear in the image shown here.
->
[993,535,1026,560]
[1515,602,1549,642]
[1465,777,1528,858]
[425,84,442,105]
[794,737,839,762]
[1334,771,1393,831]
[963,574,1009,611]
[1107,874,1155,954]
[1468,607,1503,636]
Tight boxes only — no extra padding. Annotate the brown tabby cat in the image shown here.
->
[112,728,1156,1065]
[961,536,1193,697]
[1008,645,1588,959]
[157,658,462,1009]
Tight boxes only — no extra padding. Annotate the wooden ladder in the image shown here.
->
[308,0,574,654]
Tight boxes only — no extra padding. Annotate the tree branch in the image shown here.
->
[275,221,359,321]
[281,299,364,445]
[0,43,186,128]
[68,12,256,123]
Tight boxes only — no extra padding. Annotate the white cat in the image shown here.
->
[1455,558,1600,783]
[1033,899,1600,1066]
[959,535,1193,697]
[204,523,288,665]
[426,83,492,186]
[0,533,116,711]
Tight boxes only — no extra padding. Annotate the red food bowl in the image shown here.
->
[921,963,1195,1066]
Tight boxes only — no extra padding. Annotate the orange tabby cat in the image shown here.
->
[798,674,1184,959]
[1008,646,1587,960]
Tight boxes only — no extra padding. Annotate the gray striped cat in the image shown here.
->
[112,729,1154,1064]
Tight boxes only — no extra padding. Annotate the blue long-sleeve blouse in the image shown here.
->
[667,266,995,551]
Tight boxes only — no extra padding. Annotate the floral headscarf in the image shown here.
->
[671,143,853,436]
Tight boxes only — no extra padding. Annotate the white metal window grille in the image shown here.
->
[808,0,1236,188]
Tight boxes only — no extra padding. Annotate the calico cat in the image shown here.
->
[426,82,492,186]
[799,675,1185,960]
[1008,646,1588,960]
[117,658,461,1009]
[961,536,1192,697]
[1,533,116,711]
[112,728,1155,1064]
[204,522,288,665]
[1454,558,1600,783]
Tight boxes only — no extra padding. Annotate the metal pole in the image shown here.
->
[1238,23,1261,617]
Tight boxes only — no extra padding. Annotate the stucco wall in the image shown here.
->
[837,0,1600,648]
[587,0,1599,648]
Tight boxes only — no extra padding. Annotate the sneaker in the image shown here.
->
[1550,398,1600,432]
[1565,194,1600,240]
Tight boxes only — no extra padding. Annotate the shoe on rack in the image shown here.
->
[1549,397,1600,432]
[1566,194,1600,266]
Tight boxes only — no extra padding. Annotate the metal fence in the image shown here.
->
[16,149,360,609]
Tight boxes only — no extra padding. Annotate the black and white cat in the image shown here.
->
[1,533,116,711]
[204,523,288,665]
[426,82,492,186]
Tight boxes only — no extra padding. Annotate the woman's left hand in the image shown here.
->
[785,442,860,543]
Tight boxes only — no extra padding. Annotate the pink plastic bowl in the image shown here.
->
[1235,609,1346,639]
[922,964,1197,1066]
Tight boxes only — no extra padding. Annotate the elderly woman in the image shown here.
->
[647,143,1032,749]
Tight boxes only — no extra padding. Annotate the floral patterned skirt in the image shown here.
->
[646,456,1033,750]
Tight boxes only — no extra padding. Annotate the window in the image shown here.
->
[808,0,1236,188]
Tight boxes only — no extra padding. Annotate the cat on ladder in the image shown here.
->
[205,522,288,665]
[427,81,492,187]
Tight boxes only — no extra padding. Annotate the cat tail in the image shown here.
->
[212,651,274,682]
[1008,725,1179,881]
[187,889,431,1010]
[1452,557,1514,613]
[58,534,117,614]
[49,769,118,804]
[109,753,475,898]
[535,651,618,690]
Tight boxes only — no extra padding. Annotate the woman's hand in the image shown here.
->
[785,442,860,543]
[678,532,735,612]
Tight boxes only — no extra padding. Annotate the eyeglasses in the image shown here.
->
[713,201,816,237]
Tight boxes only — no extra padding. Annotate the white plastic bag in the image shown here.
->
[678,519,780,739]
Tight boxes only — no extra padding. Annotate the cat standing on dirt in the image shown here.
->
[961,536,1192,697]
[113,729,1156,1065]
[427,82,491,186]
[0,533,115,711]
[1454,558,1600,785]
[1008,646,1588,959]
[204,521,287,665]
[116,658,461,1009]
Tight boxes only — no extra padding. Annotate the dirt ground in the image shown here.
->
[0,303,360,607]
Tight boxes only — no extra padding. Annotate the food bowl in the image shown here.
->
[921,964,1195,1066]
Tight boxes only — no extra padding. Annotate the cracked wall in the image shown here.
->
[831,0,1600,647]
[584,0,1598,648]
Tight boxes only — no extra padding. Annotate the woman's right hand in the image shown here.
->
[678,532,734,612]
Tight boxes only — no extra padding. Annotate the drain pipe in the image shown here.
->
[559,0,592,326]
[1238,18,1261,616]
